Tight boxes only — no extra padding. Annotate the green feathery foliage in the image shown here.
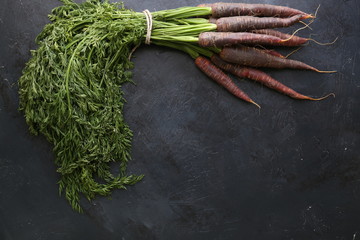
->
[19,0,147,212]
[19,0,214,212]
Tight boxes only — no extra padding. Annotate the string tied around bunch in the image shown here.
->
[142,9,153,45]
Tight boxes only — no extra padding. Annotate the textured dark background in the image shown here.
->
[1,0,360,239]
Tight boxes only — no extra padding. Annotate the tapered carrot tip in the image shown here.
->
[305,66,337,74]
[308,65,337,73]
[315,69,337,73]
[301,14,315,20]
[250,100,261,109]
[307,93,335,101]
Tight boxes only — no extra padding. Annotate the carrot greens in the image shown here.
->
[19,0,219,212]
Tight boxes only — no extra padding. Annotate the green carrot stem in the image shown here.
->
[152,41,200,59]
[169,18,210,25]
[152,40,216,59]
[150,35,199,42]
[110,7,212,20]
[152,23,217,37]
[152,7,212,19]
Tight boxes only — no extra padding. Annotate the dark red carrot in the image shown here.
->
[215,14,309,32]
[251,29,309,46]
[261,49,285,58]
[211,54,335,100]
[198,3,311,18]
[219,46,335,73]
[194,56,260,107]
[198,32,284,47]
[198,31,307,48]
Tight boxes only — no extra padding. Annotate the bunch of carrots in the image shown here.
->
[19,1,337,212]
[154,2,336,108]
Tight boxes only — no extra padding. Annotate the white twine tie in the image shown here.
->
[142,9,153,45]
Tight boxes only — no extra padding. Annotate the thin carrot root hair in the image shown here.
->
[299,5,320,28]
[315,69,337,73]
[284,47,303,58]
[306,92,335,101]
[250,100,261,109]
[299,7,318,28]
[313,4,321,18]
[279,17,338,47]
[308,36,339,46]
[299,20,313,30]
[303,4,320,19]
[303,4,321,20]
[280,20,315,43]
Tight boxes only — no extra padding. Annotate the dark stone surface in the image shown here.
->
[1,0,359,239]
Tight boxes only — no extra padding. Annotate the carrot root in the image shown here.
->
[194,56,258,106]
[198,32,284,47]
[303,92,335,101]
[215,14,305,32]
[210,54,335,102]
[202,3,310,18]
[220,46,324,71]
